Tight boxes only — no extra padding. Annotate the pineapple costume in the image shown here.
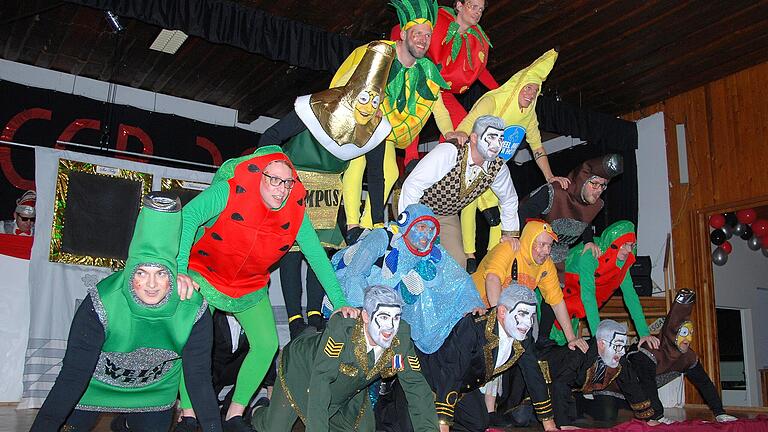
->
[341,0,448,230]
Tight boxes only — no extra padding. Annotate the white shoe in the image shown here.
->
[716,414,738,422]
[657,416,676,424]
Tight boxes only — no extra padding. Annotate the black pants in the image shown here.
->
[376,379,489,432]
[628,352,725,418]
[278,251,324,320]
[65,408,173,432]
[537,301,557,347]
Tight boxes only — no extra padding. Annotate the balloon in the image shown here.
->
[721,225,733,239]
[733,223,747,238]
[740,224,753,240]
[763,248,768,258]
[710,229,726,246]
[724,212,738,227]
[752,219,768,238]
[762,236,768,249]
[712,247,728,266]
[721,240,733,254]
[709,214,726,229]
[736,209,758,225]
[748,236,762,251]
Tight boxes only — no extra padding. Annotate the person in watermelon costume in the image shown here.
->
[544,220,659,352]
[174,146,353,432]
[31,192,221,432]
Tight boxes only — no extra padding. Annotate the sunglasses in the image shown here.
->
[19,216,35,222]
[587,180,609,191]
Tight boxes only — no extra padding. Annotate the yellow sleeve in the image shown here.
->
[456,95,496,134]
[432,93,455,136]
[538,261,564,305]
[526,113,543,151]
[480,241,514,283]
[329,44,369,88]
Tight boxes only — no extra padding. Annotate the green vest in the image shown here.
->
[76,193,207,412]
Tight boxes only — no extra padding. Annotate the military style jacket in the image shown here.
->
[279,314,438,432]
[418,308,553,426]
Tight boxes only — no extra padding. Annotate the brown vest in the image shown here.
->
[420,144,505,216]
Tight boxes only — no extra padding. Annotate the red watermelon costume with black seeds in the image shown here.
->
[176,145,348,413]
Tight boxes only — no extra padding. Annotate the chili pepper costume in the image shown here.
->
[176,146,348,411]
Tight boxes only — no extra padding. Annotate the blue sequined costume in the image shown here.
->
[332,204,483,354]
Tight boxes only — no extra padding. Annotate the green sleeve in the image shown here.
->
[296,213,348,309]
[177,181,229,274]
[305,315,346,432]
[576,256,601,336]
[620,272,650,337]
[396,324,440,431]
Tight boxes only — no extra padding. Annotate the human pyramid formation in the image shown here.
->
[31,0,740,431]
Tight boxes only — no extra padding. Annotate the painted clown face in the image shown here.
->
[365,304,402,349]
[476,126,504,161]
[676,321,694,353]
[397,209,440,256]
[599,332,627,368]
[354,89,381,125]
[502,302,537,341]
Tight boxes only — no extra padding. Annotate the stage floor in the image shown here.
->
[3,404,766,431]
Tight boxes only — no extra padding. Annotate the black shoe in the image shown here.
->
[223,415,256,432]
[505,403,535,427]
[345,226,364,245]
[110,414,129,432]
[289,319,308,339]
[466,257,477,274]
[174,416,199,432]
[307,313,326,332]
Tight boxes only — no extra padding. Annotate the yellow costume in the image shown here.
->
[456,49,558,255]
[337,41,445,229]
[472,219,562,308]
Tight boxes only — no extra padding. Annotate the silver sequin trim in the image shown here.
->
[194,299,209,323]
[75,401,176,413]
[128,263,174,308]
[655,371,682,388]
[593,390,626,400]
[88,285,108,329]
[92,347,180,388]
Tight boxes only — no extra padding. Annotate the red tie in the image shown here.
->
[15,228,30,235]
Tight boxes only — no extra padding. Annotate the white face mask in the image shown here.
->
[599,333,628,368]
[367,305,402,349]
[502,302,537,341]
[476,126,504,161]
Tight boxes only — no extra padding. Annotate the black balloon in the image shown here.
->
[724,212,738,227]
[733,223,747,238]
[721,225,733,239]
[740,224,753,240]
[710,229,726,245]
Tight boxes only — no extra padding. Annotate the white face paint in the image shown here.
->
[599,333,628,368]
[476,126,504,161]
[367,305,402,349]
[502,302,537,341]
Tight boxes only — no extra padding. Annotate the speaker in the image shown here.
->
[631,255,652,278]
[632,275,653,297]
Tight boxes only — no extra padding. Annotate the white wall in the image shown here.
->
[635,112,673,295]
[713,235,768,406]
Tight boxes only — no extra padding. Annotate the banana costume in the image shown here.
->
[341,0,448,230]
[456,49,558,256]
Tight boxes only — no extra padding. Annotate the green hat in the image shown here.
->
[391,0,438,30]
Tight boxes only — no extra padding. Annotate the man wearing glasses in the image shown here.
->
[173,146,354,432]
[539,319,658,428]
[3,190,36,236]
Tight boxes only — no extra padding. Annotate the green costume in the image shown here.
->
[176,146,348,407]
[549,220,648,345]
[77,194,208,411]
[251,314,438,432]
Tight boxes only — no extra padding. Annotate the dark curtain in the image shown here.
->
[65,0,362,72]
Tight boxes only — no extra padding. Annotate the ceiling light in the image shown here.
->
[104,11,124,33]
[149,29,188,54]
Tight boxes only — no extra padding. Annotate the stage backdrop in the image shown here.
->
[0,80,260,218]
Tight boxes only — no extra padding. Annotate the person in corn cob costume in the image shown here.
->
[453,49,572,273]
[340,0,448,240]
